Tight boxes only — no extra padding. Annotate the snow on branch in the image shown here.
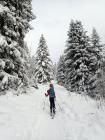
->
[0,71,21,92]
[0,4,9,13]
[0,34,7,46]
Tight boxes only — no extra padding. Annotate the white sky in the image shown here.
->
[25,0,105,63]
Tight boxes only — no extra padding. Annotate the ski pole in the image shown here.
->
[58,103,63,111]
[43,96,46,110]
[56,100,63,111]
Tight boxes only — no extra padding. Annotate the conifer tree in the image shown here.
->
[34,34,53,84]
[64,20,91,92]
[53,62,57,80]
[87,28,104,97]
[89,28,102,72]
[0,0,35,90]
[29,55,39,88]
[57,55,65,86]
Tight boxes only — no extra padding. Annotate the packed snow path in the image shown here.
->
[0,84,105,140]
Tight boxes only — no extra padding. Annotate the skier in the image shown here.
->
[45,84,56,116]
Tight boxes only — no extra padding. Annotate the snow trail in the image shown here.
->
[0,83,105,140]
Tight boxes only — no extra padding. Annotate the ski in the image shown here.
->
[51,112,55,119]
[51,115,54,119]
[52,114,54,119]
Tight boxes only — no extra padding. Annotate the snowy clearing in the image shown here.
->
[0,83,105,140]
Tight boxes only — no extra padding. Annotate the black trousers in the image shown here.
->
[49,97,55,114]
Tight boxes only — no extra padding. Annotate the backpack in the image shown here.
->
[49,87,55,98]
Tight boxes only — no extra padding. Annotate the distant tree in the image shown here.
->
[53,62,57,80]
[30,55,37,78]
[29,55,39,88]
[64,20,91,92]
[34,34,54,84]
[87,28,104,98]
[0,0,35,91]
[89,28,103,72]
[57,55,65,86]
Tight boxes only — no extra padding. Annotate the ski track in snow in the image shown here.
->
[0,83,105,140]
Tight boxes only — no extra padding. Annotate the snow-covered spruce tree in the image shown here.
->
[34,34,54,84]
[89,28,103,72]
[0,0,35,91]
[64,20,91,93]
[87,28,104,98]
[29,55,39,88]
[56,55,65,86]
[22,42,31,86]
[30,55,37,78]
[53,62,57,80]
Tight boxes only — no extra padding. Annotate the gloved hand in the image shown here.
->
[45,93,48,97]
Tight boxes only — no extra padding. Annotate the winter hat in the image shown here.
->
[50,83,53,87]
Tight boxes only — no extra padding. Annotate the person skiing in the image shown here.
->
[45,84,56,116]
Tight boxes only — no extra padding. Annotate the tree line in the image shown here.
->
[57,20,105,99]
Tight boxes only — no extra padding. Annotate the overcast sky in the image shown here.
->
[25,0,105,63]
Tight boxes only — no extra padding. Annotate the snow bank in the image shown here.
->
[55,85,105,140]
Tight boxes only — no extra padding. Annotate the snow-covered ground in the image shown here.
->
[0,83,105,140]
